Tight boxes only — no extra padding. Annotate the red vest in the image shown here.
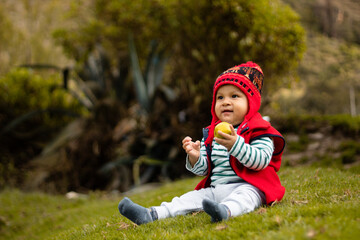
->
[195,112,285,205]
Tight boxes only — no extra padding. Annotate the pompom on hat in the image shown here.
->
[206,61,265,145]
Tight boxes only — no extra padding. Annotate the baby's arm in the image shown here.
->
[182,136,208,176]
[230,136,274,171]
[182,136,200,167]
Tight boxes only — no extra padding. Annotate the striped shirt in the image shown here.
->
[186,132,274,186]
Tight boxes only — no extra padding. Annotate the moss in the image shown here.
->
[272,114,360,138]
[338,140,360,164]
[311,154,343,168]
[286,134,309,153]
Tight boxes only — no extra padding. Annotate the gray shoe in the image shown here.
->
[118,197,153,225]
[202,199,230,222]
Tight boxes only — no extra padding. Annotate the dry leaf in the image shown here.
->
[307,229,317,238]
[257,207,267,214]
[274,215,282,224]
[0,216,9,227]
[215,223,228,231]
[117,222,137,230]
[344,189,351,197]
[270,200,279,207]
[293,200,308,205]
[192,211,203,216]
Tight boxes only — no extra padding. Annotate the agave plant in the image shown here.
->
[128,33,168,114]
[14,35,179,193]
[99,34,179,188]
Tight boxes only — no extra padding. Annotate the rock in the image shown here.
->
[65,191,88,199]
[307,142,320,151]
[285,134,300,142]
[308,132,324,141]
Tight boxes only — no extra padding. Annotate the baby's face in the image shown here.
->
[214,84,249,126]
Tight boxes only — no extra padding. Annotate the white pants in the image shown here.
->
[153,182,265,219]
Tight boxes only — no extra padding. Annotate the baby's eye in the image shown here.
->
[232,94,239,98]
[217,96,224,100]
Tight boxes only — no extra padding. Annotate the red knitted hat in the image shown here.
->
[205,61,264,145]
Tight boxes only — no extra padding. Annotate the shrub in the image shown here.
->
[0,68,86,188]
[338,140,360,164]
[0,68,85,129]
[272,114,360,137]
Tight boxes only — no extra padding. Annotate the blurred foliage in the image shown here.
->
[283,0,360,45]
[0,0,73,76]
[274,0,360,116]
[1,0,308,193]
[277,114,360,170]
[339,140,360,164]
[18,37,183,193]
[296,40,360,115]
[38,0,305,193]
[0,69,86,188]
[53,0,306,108]
[272,51,359,115]
[0,3,25,75]
[0,69,84,125]
[272,114,360,137]
[286,134,309,152]
[2,0,359,194]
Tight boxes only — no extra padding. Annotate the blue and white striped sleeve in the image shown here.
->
[229,136,274,171]
[185,138,208,176]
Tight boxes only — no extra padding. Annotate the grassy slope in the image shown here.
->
[0,166,359,240]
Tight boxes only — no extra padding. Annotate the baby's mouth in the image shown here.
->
[222,109,233,113]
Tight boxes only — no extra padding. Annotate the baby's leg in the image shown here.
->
[153,188,213,219]
[118,188,213,224]
[220,183,265,218]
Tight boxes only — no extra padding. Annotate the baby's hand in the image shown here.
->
[214,124,237,151]
[182,136,200,167]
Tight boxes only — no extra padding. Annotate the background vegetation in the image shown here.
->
[1,0,307,193]
[0,0,359,198]
[274,0,360,116]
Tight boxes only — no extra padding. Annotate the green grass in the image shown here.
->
[1,166,359,240]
